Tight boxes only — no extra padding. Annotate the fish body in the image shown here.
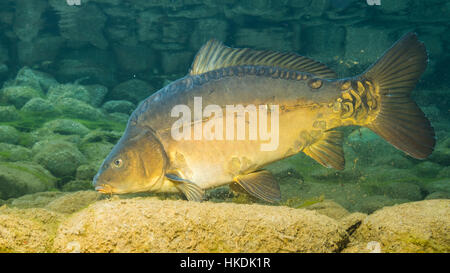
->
[94,33,435,202]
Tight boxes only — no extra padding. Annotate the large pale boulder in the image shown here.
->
[343,200,450,253]
[53,198,347,253]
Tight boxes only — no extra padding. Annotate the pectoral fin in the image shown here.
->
[233,170,281,203]
[165,173,204,202]
[303,129,345,170]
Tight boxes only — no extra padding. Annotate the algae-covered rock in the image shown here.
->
[0,125,20,145]
[42,119,90,137]
[79,141,113,162]
[84,84,108,107]
[109,79,154,104]
[0,162,57,199]
[305,200,350,220]
[47,84,92,105]
[415,161,443,178]
[1,85,42,108]
[9,67,58,93]
[82,130,122,144]
[343,200,450,253]
[75,164,98,181]
[9,191,66,209]
[362,181,423,201]
[21,98,58,115]
[55,98,104,121]
[0,106,19,122]
[0,143,32,162]
[32,140,86,177]
[421,179,450,194]
[62,179,94,192]
[351,195,409,214]
[45,191,100,214]
[108,112,130,124]
[53,198,347,253]
[102,100,135,114]
[425,191,450,200]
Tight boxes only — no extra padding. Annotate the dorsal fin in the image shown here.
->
[190,39,337,79]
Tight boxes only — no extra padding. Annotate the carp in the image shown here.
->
[93,32,435,203]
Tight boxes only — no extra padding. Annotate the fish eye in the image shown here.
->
[113,158,123,168]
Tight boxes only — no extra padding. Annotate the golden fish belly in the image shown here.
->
[159,105,333,189]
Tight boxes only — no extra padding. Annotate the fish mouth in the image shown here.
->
[95,184,114,194]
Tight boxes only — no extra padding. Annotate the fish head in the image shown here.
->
[93,126,167,194]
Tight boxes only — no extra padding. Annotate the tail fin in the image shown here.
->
[361,32,435,159]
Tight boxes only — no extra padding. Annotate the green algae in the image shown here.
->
[1,162,57,190]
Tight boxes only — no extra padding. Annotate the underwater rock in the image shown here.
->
[415,161,443,178]
[9,191,66,209]
[137,9,164,42]
[55,98,104,121]
[42,119,90,137]
[17,35,64,66]
[0,125,20,145]
[305,200,350,220]
[344,27,394,72]
[0,42,8,64]
[53,198,347,253]
[21,98,58,115]
[109,79,154,104]
[28,128,81,148]
[62,179,94,192]
[9,67,59,93]
[45,191,100,214]
[47,84,92,105]
[161,20,192,45]
[160,51,194,74]
[421,179,450,195]
[107,112,130,124]
[75,164,98,181]
[84,84,108,107]
[302,24,346,65]
[351,195,409,214]
[32,140,86,178]
[234,27,295,52]
[113,44,157,73]
[81,130,122,144]
[437,166,450,179]
[102,100,135,115]
[363,166,420,183]
[0,143,32,162]
[343,200,450,253]
[79,141,114,163]
[50,1,108,49]
[1,85,42,108]
[55,57,117,88]
[373,153,415,169]
[13,0,47,42]
[338,212,367,236]
[429,137,450,166]
[189,19,228,50]
[362,181,423,201]
[425,191,450,200]
[0,162,57,200]
[0,207,60,253]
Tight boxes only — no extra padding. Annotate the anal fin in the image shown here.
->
[303,130,345,170]
[166,173,204,202]
[233,170,281,203]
